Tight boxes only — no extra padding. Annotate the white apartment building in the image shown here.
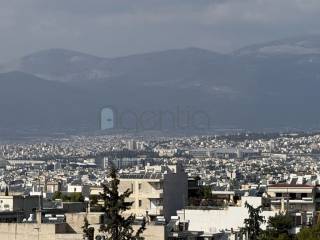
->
[267,184,315,212]
[91,163,188,221]
[174,197,275,239]
[267,183,316,229]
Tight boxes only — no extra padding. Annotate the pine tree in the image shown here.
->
[297,222,320,240]
[99,166,146,240]
[243,202,265,240]
[261,213,293,239]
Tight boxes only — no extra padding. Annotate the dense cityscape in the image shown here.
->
[0,133,320,239]
[2,1,320,239]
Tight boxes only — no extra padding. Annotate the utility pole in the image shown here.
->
[286,187,289,213]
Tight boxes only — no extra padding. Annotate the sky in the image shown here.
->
[0,0,320,62]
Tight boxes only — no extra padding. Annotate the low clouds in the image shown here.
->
[204,0,320,24]
[0,0,320,62]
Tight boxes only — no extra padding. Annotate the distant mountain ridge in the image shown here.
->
[0,47,226,84]
[234,35,320,56]
[0,48,111,82]
[1,35,320,135]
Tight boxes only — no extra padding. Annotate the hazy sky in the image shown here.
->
[1,0,320,62]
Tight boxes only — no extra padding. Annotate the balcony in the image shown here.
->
[271,197,314,204]
[148,206,163,216]
[302,197,313,201]
[139,188,163,199]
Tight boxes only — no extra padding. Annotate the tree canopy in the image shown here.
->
[99,166,146,240]
[242,202,265,240]
[297,223,320,240]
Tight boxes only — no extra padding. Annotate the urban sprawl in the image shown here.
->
[0,133,320,239]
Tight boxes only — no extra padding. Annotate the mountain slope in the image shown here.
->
[0,49,111,82]
[234,35,320,56]
[0,71,98,134]
[1,35,320,134]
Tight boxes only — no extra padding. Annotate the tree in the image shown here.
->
[202,185,212,199]
[69,192,84,202]
[297,222,320,240]
[259,232,290,240]
[243,202,265,240]
[52,191,84,202]
[99,166,146,240]
[264,213,293,239]
[52,191,63,200]
[82,216,94,240]
[90,195,98,205]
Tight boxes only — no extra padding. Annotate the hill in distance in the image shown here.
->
[1,35,320,136]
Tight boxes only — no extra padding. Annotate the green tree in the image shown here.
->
[274,234,290,240]
[259,213,293,240]
[268,213,293,237]
[259,232,290,240]
[99,166,146,240]
[90,195,98,205]
[52,191,63,200]
[202,185,212,199]
[69,192,84,202]
[243,202,265,240]
[297,222,320,240]
[52,191,84,202]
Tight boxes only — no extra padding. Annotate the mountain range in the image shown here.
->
[1,35,320,136]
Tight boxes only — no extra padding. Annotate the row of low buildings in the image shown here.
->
[2,133,320,239]
[0,163,187,240]
[0,162,320,239]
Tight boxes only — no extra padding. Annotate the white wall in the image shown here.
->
[67,185,82,193]
[178,197,275,234]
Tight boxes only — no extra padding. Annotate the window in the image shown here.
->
[301,193,308,198]
[139,200,142,207]
[276,193,282,198]
[138,183,142,191]
[289,193,296,200]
